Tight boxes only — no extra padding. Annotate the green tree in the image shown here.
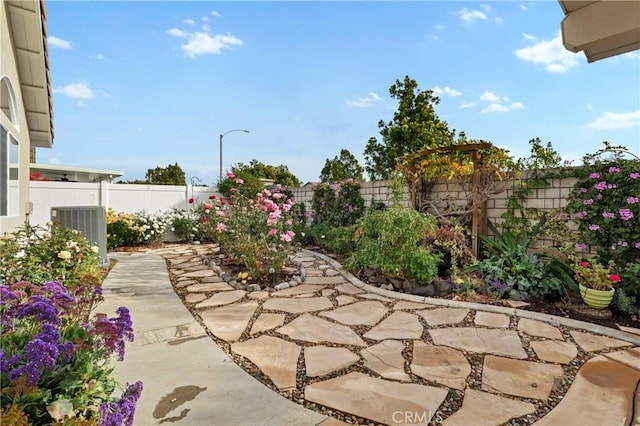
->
[232,159,302,186]
[145,163,186,185]
[364,76,461,180]
[319,149,365,182]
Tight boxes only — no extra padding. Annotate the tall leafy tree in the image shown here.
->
[364,76,461,180]
[319,149,365,182]
[232,159,302,187]
[145,163,186,185]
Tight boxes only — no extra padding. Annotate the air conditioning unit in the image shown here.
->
[51,206,108,266]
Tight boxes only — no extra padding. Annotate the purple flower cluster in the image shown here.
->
[90,307,134,361]
[100,381,143,426]
[619,209,634,221]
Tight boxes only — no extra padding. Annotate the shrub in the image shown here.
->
[168,209,202,242]
[471,216,566,299]
[0,223,100,291]
[194,176,299,278]
[422,217,475,277]
[106,209,170,248]
[345,208,441,284]
[564,144,640,266]
[311,179,365,227]
[315,225,357,256]
[0,281,141,425]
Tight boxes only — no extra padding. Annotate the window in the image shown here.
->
[1,125,19,217]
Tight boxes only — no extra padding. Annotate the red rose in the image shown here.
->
[609,274,621,282]
[202,216,209,223]
[229,201,234,206]
[188,197,194,204]
[209,195,216,200]
[579,261,589,268]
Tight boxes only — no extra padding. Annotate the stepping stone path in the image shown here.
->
[160,244,640,425]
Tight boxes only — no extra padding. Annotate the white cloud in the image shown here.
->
[435,24,444,31]
[522,33,537,41]
[48,36,73,50]
[166,28,188,38]
[211,11,222,17]
[459,102,477,108]
[586,103,594,110]
[494,17,504,24]
[201,16,210,22]
[432,86,462,97]
[168,24,243,58]
[515,32,580,73]
[90,54,106,61]
[346,92,381,108]
[482,103,509,113]
[183,19,195,25]
[54,82,95,100]
[458,7,487,24]
[519,4,527,10]
[480,91,500,103]
[587,111,640,129]
[478,92,524,113]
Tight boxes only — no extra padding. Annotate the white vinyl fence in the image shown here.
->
[29,181,222,227]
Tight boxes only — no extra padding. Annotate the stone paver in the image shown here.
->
[305,372,447,425]
[570,330,633,352]
[231,336,300,391]
[394,300,432,310]
[184,293,207,304]
[334,283,364,294]
[305,276,347,285]
[602,347,640,371]
[273,284,325,297]
[416,307,469,326]
[443,389,535,426]
[304,346,359,377]
[430,328,527,359]
[362,340,410,381]
[186,282,233,292]
[200,302,257,342]
[482,355,564,400]
[359,293,393,302]
[335,295,357,306]
[518,318,563,340]
[250,313,286,335]
[531,340,577,364]
[182,269,216,278]
[534,355,640,426]
[321,289,335,297]
[321,301,388,326]
[195,289,246,309]
[247,291,270,300]
[474,311,510,328]
[277,314,366,347]
[411,342,471,390]
[200,275,226,283]
[263,297,333,314]
[364,311,423,340]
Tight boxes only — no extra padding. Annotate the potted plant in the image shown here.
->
[573,257,621,309]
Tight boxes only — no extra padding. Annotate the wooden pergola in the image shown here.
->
[401,142,493,257]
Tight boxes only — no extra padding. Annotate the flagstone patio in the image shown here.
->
[152,243,640,425]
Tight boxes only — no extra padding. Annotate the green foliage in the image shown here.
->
[0,223,100,290]
[230,159,302,187]
[217,171,265,200]
[312,225,358,256]
[320,149,365,182]
[168,210,203,242]
[613,262,640,315]
[422,218,475,276]
[364,76,461,180]
[311,179,365,227]
[345,208,441,284]
[502,138,563,232]
[145,162,186,186]
[194,178,299,278]
[1,281,141,425]
[106,209,170,249]
[564,143,640,266]
[471,215,566,299]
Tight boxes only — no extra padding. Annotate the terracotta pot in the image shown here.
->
[579,284,615,309]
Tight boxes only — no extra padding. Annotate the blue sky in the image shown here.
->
[40,1,640,185]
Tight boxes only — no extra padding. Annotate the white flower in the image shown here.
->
[46,221,53,227]
[90,246,99,254]
[15,250,25,258]
[58,250,72,261]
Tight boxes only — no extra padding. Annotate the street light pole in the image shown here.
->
[219,129,250,181]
